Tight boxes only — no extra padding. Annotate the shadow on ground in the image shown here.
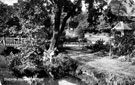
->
[60,46,108,63]
[75,56,96,63]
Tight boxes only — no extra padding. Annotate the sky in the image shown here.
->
[1,0,135,5]
[1,0,18,5]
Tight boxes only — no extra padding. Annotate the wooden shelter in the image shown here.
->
[112,21,132,36]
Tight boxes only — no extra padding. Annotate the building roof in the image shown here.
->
[112,21,132,31]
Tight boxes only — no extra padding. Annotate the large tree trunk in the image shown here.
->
[48,5,62,52]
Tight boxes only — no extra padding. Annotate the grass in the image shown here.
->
[75,57,135,85]
[64,43,135,84]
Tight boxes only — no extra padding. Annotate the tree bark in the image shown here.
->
[48,5,62,51]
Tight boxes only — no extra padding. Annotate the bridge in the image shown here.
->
[0,37,35,47]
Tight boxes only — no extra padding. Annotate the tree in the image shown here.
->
[0,2,14,36]
[85,0,107,26]
[74,13,89,37]
[46,0,82,52]
[12,0,51,38]
[11,0,82,52]
[84,0,134,31]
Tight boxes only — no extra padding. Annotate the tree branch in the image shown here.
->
[48,2,62,51]
[49,0,55,5]
[59,0,81,35]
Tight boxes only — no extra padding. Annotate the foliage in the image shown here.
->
[0,3,14,36]
[12,0,52,38]
[84,0,135,31]
[69,21,79,29]
[85,0,107,26]
[109,0,135,16]
[86,39,110,53]
[129,22,135,30]
[9,45,46,78]
[9,44,79,78]
[43,53,79,78]
[94,39,105,51]
[76,64,135,85]
[0,0,53,39]
[74,13,89,37]
[112,32,135,56]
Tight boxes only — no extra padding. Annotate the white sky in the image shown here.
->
[81,1,87,12]
[0,0,18,5]
[1,0,135,5]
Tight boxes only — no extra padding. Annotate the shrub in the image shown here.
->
[43,53,79,79]
[9,45,79,79]
[9,46,45,78]
[86,39,110,53]
[112,33,135,56]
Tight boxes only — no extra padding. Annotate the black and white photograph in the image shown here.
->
[0,0,135,85]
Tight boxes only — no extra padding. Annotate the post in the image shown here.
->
[109,30,114,57]
[3,37,6,46]
[109,38,112,57]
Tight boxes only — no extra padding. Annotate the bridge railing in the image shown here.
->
[0,37,51,47]
[0,37,34,46]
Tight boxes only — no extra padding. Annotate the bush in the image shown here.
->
[9,46,45,78]
[86,39,110,53]
[9,45,79,79]
[43,53,79,79]
[76,65,135,85]
[112,33,135,56]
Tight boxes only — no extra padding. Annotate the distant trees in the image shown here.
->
[12,0,51,38]
[85,0,107,26]
[85,0,135,29]
[75,13,89,37]
[0,2,14,36]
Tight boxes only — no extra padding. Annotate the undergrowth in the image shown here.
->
[76,65,135,85]
[8,46,79,79]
